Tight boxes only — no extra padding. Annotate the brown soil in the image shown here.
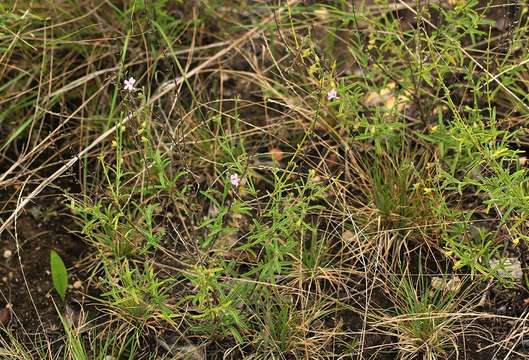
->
[0,195,87,334]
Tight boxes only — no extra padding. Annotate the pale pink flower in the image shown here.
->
[327,88,339,100]
[123,77,136,92]
[229,173,240,187]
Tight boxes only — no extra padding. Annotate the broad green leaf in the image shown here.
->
[50,250,68,301]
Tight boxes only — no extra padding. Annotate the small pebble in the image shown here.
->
[73,280,82,289]
[3,250,12,259]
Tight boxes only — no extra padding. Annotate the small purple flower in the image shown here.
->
[327,88,339,101]
[229,173,240,187]
[123,77,136,92]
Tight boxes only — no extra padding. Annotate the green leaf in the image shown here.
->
[50,250,68,301]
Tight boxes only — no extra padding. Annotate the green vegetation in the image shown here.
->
[50,250,68,301]
[1,0,529,359]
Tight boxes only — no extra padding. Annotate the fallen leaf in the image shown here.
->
[363,89,392,107]
[490,258,523,280]
[446,276,462,292]
[448,0,465,6]
[362,82,409,111]
[314,7,329,21]
[431,277,444,290]
[341,230,356,242]
[174,345,204,360]
[431,275,462,292]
